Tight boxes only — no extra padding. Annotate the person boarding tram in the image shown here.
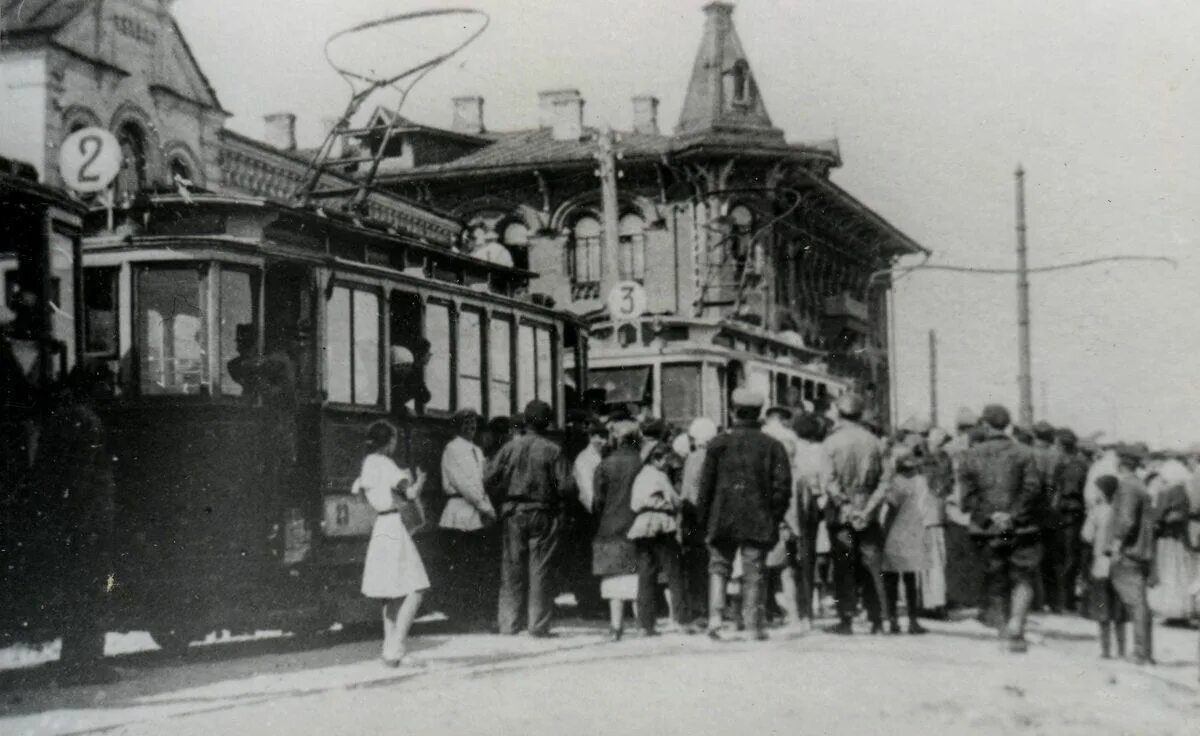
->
[486,399,573,637]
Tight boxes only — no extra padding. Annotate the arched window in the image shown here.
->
[115,123,148,204]
[567,216,602,295]
[169,157,193,184]
[617,213,645,282]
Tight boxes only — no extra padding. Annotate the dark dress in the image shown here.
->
[591,446,641,577]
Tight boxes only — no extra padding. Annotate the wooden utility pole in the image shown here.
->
[929,329,939,427]
[596,128,621,285]
[1015,165,1033,426]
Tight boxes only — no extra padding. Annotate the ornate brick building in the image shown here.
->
[355,3,926,425]
[0,0,457,244]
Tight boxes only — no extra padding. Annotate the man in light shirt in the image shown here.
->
[573,422,608,512]
[440,409,496,629]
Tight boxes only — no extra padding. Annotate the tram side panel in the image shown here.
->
[104,402,288,637]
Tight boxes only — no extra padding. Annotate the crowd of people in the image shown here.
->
[353,391,1200,669]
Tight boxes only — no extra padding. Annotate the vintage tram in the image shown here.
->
[1,184,588,652]
[583,313,847,429]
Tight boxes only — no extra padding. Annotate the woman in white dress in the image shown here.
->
[355,420,430,667]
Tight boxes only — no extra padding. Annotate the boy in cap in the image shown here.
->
[485,399,573,636]
[696,389,792,640]
[958,404,1044,652]
[1108,448,1156,665]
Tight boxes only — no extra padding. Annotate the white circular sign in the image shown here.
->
[607,280,647,321]
[59,127,122,193]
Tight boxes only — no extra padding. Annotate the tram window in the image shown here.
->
[774,373,788,407]
[490,315,513,418]
[324,285,380,405]
[424,302,452,411]
[137,266,209,395]
[353,291,381,405]
[218,267,257,397]
[517,323,535,410]
[662,363,702,425]
[458,308,484,413]
[535,327,553,405]
[326,288,352,403]
[83,267,119,358]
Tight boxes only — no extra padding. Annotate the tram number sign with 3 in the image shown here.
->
[59,127,122,193]
[607,281,647,322]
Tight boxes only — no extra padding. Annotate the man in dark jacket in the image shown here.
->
[958,404,1044,652]
[697,389,791,640]
[1107,448,1156,665]
[486,399,573,637]
[1030,421,1063,611]
[1050,428,1089,612]
[819,392,887,635]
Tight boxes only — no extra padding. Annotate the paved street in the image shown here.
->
[1,615,1196,736]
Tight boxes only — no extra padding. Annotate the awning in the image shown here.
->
[588,366,651,404]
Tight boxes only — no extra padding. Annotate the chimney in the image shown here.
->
[632,95,659,135]
[551,96,585,141]
[452,96,485,135]
[537,89,581,129]
[264,112,297,151]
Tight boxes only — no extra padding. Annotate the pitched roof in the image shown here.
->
[1,0,91,35]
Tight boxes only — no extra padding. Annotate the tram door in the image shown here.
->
[263,262,319,558]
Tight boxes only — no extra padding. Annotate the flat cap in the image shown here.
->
[835,392,866,418]
[955,407,979,429]
[523,399,553,426]
[731,388,765,409]
[389,346,415,367]
[1032,421,1056,441]
[981,404,1011,429]
[1056,428,1078,448]
[899,415,933,435]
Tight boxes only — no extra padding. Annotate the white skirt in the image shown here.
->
[600,574,638,601]
[1148,538,1198,619]
[361,513,430,599]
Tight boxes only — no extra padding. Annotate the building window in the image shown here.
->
[617,213,645,282]
[489,314,513,418]
[83,267,120,359]
[325,285,380,405]
[567,216,602,293]
[457,307,484,413]
[115,123,149,205]
[169,157,193,184]
[137,265,209,395]
[424,301,453,411]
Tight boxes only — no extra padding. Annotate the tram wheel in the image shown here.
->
[149,626,199,656]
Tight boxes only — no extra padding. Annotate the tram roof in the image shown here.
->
[81,192,541,276]
[0,168,87,215]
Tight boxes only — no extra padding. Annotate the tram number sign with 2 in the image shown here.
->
[607,281,647,322]
[59,127,122,193]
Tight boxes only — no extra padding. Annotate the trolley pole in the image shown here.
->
[596,128,621,286]
[1015,165,1034,427]
[929,329,938,427]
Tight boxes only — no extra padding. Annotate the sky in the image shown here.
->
[172,0,1200,447]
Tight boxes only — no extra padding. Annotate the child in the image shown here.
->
[354,420,429,667]
[1081,475,1127,659]
[628,443,689,636]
